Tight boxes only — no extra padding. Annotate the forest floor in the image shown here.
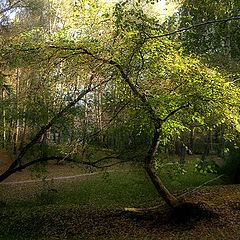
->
[0,150,240,240]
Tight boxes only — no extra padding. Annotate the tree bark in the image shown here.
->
[201,131,211,161]
[110,60,181,208]
[144,128,179,208]
[0,156,101,182]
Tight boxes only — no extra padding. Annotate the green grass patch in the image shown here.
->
[158,161,225,193]
[4,169,160,209]
[3,161,224,209]
[0,160,226,240]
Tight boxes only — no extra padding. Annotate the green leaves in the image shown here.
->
[195,160,219,175]
[0,0,239,176]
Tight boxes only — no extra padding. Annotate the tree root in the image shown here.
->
[170,201,217,223]
[123,201,218,224]
[124,205,163,213]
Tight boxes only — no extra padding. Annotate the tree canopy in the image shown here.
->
[0,0,239,207]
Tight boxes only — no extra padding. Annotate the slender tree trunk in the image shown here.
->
[189,126,195,154]
[13,68,20,154]
[201,131,211,161]
[19,112,27,153]
[0,85,94,183]
[144,127,179,208]
[220,125,225,158]
[2,88,6,148]
[175,139,186,164]
[3,111,6,148]
[111,61,181,208]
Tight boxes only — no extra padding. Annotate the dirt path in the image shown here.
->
[0,169,127,185]
[0,149,133,201]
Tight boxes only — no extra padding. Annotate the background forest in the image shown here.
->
[0,0,239,180]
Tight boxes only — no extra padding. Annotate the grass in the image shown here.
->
[0,157,226,240]
[3,162,224,209]
[0,158,224,209]
[158,161,225,193]
[56,163,224,208]
[3,169,160,209]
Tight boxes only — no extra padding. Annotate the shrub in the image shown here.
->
[222,147,240,183]
[195,159,219,174]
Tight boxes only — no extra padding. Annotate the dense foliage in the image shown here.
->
[0,0,239,206]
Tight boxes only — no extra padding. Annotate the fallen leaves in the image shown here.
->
[0,184,240,240]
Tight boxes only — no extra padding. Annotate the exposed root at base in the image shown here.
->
[170,201,217,223]
[124,205,162,213]
[123,201,218,224]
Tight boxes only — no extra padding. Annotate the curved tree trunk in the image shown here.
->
[144,127,179,208]
[110,61,183,208]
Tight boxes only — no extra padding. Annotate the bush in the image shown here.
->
[195,159,219,174]
[222,147,240,183]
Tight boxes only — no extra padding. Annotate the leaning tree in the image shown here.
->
[0,0,239,210]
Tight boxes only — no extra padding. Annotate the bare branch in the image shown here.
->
[13,156,97,172]
[91,154,121,165]
[148,16,240,39]
[5,79,109,172]
[108,60,162,127]
[0,154,131,182]
[0,156,103,182]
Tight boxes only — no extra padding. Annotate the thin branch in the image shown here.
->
[91,154,121,165]
[177,174,225,199]
[98,159,131,168]
[76,100,130,143]
[0,0,22,15]
[108,101,130,124]
[0,154,132,182]
[108,60,162,127]
[0,156,101,182]
[126,39,146,73]
[148,16,240,39]
[13,156,97,172]
[162,104,190,122]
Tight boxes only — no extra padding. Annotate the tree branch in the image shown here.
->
[108,60,162,127]
[0,0,22,16]
[0,154,131,182]
[163,104,190,122]
[4,79,109,174]
[148,16,240,39]
[0,156,102,182]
